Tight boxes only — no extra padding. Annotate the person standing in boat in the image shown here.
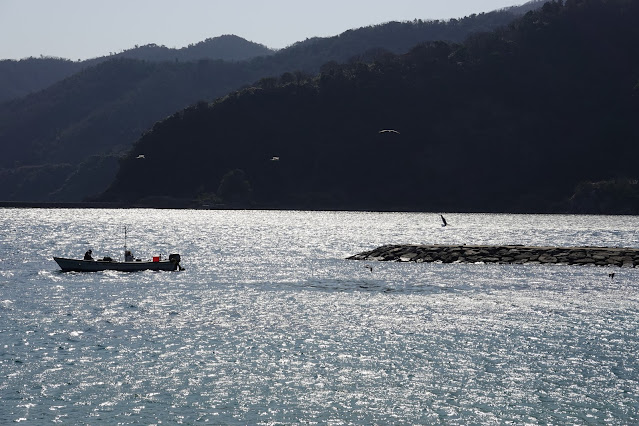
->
[84,249,93,260]
[125,250,134,262]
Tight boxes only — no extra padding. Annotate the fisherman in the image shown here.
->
[125,250,134,262]
[84,249,93,260]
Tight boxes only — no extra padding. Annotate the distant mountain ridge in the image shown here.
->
[0,2,544,104]
[112,34,273,63]
[0,35,274,104]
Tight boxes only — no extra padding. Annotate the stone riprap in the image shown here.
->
[347,244,639,268]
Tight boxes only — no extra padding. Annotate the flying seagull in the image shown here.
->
[440,214,448,227]
[270,156,280,161]
[379,129,400,134]
[135,154,145,159]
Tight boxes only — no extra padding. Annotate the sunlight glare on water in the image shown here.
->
[1,209,638,423]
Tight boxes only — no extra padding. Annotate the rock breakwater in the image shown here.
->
[347,244,639,268]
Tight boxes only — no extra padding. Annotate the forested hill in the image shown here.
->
[0,6,538,203]
[100,0,639,213]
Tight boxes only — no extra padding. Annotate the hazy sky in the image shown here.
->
[1,0,527,61]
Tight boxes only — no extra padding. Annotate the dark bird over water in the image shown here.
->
[441,215,448,227]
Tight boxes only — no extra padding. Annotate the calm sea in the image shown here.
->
[1,209,638,424]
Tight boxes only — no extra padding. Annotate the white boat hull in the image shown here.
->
[54,257,181,272]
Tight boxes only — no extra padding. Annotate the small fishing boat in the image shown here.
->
[54,227,184,272]
[54,254,183,272]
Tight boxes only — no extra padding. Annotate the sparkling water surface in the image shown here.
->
[1,209,638,424]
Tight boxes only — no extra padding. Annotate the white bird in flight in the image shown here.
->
[379,129,400,134]
[136,154,145,159]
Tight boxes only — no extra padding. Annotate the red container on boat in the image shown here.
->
[152,256,160,262]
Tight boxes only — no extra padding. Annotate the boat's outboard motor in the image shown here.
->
[169,253,184,270]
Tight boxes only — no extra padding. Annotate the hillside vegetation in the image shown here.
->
[100,0,639,213]
[0,6,538,202]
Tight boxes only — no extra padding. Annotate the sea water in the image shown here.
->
[1,209,638,424]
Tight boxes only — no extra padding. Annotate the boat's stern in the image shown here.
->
[169,253,184,270]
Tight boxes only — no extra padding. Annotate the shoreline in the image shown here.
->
[1,201,639,215]
[2,201,639,216]
[0,201,129,209]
